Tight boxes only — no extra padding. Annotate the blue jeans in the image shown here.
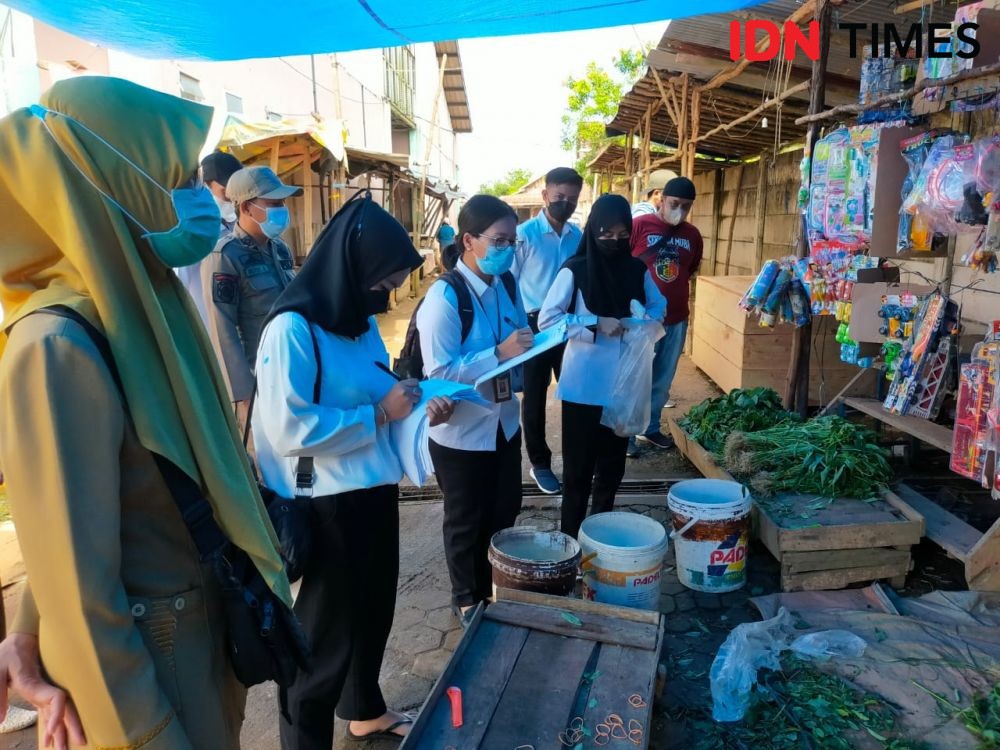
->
[645,320,688,436]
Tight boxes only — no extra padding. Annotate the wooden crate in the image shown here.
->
[668,419,925,592]
[402,589,663,750]
[692,275,859,405]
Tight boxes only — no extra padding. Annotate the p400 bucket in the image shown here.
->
[667,479,752,593]
[578,512,668,610]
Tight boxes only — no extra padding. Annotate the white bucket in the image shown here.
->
[578,512,669,611]
[667,479,752,593]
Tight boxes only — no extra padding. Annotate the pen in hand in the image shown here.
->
[374,361,402,381]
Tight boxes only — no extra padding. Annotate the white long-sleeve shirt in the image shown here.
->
[538,267,666,407]
[514,211,582,313]
[252,311,403,497]
[416,259,527,451]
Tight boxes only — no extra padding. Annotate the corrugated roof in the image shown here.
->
[608,0,931,161]
[435,41,473,134]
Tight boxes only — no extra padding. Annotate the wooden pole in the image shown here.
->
[651,68,681,129]
[786,0,832,416]
[415,52,448,252]
[723,164,747,275]
[695,80,810,144]
[708,168,724,276]
[753,153,769,271]
[687,89,701,177]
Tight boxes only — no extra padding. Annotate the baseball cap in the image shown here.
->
[226,166,303,204]
[201,150,243,186]
[641,169,679,196]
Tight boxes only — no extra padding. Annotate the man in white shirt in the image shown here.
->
[631,169,679,218]
[513,167,583,494]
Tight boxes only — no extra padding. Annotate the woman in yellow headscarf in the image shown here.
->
[0,76,291,749]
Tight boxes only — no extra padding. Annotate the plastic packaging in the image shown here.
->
[601,320,665,437]
[710,607,869,722]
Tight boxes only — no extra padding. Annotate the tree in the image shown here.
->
[561,47,649,175]
[480,168,534,197]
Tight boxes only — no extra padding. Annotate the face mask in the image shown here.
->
[365,289,391,316]
[595,237,631,257]
[214,194,237,223]
[251,204,290,239]
[547,200,577,223]
[29,104,220,268]
[477,244,515,276]
[664,206,686,226]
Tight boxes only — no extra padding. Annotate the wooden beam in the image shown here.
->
[695,80,810,144]
[723,164,747,275]
[651,67,680,127]
[787,0,831,417]
[894,0,934,14]
[796,60,1000,125]
[753,154,769,270]
[698,0,817,94]
[708,167,724,275]
[687,88,701,178]
[300,145,314,255]
[679,73,689,167]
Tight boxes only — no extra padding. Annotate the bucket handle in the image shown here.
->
[670,517,698,540]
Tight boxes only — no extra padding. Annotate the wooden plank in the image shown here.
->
[842,397,954,453]
[892,483,978,562]
[781,546,910,574]
[966,513,1000,592]
[402,612,529,750]
[881,489,926,536]
[484,600,659,651]
[581,643,659,750]
[494,587,660,626]
[480,631,597,749]
[781,560,911,592]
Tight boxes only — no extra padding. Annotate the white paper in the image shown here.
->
[389,378,492,486]
[474,321,568,387]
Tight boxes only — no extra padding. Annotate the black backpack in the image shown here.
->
[394,269,517,379]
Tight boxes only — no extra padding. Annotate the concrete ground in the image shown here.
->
[2,278,729,749]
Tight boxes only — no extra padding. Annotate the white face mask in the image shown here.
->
[665,206,686,226]
[214,194,237,223]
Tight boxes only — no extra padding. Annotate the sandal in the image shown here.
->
[345,715,414,743]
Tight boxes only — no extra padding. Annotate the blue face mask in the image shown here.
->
[29,104,220,269]
[477,244,515,276]
[251,204,290,240]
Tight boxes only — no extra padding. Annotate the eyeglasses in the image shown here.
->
[475,233,524,251]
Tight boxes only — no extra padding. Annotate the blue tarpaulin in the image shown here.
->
[8,0,768,60]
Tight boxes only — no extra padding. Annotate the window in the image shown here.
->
[178,72,204,102]
[383,45,415,123]
[266,109,283,123]
[225,92,244,114]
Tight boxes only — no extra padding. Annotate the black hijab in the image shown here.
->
[267,191,422,338]
[564,194,647,319]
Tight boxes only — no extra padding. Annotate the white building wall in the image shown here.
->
[0,6,41,116]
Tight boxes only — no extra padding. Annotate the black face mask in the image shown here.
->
[595,237,631,257]
[547,200,577,223]
[365,289,391,316]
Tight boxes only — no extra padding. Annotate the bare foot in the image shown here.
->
[348,710,413,739]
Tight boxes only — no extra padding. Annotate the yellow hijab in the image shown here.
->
[0,76,290,606]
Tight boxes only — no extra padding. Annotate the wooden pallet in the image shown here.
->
[402,589,664,750]
[668,418,924,592]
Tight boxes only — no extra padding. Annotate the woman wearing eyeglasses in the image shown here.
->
[415,195,533,626]
[538,194,666,538]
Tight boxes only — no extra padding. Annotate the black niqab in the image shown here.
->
[563,194,647,319]
[267,191,423,338]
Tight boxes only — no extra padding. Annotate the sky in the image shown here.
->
[455,20,669,193]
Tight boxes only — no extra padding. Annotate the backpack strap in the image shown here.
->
[499,271,517,307]
[440,270,475,343]
[25,306,229,559]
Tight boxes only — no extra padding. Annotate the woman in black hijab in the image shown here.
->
[538,194,666,537]
[253,192,455,748]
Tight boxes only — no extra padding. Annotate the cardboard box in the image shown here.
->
[848,281,935,344]
[869,126,928,258]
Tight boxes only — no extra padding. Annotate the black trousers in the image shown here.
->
[561,401,628,539]
[522,311,565,469]
[430,429,523,607]
[279,484,399,750]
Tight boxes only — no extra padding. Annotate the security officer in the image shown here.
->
[202,165,302,425]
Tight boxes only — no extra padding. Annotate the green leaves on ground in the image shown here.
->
[679,388,798,454]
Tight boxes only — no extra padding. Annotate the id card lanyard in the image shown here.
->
[471,282,513,403]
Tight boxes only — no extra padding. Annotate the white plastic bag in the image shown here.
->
[601,306,665,438]
[710,607,868,722]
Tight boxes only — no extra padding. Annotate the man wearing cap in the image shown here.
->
[175,151,243,327]
[629,176,703,454]
[632,169,679,218]
[202,166,301,424]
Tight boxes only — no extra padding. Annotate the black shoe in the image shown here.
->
[626,437,641,458]
[636,431,675,450]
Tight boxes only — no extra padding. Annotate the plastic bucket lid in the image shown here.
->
[668,479,752,522]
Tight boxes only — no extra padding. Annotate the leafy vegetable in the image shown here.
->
[722,416,892,500]
[679,388,799,454]
[958,683,1000,748]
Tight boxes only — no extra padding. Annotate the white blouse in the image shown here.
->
[252,311,403,497]
[538,267,666,407]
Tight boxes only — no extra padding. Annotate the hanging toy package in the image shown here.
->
[964,135,1000,273]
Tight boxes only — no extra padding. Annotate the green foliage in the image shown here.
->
[678,388,798,454]
[722,416,893,500]
[959,684,1000,748]
[561,46,649,175]
[479,168,534,197]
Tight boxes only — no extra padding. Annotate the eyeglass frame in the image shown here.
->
[474,233,524,251]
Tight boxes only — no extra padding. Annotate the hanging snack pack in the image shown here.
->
[858,45,918,124]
